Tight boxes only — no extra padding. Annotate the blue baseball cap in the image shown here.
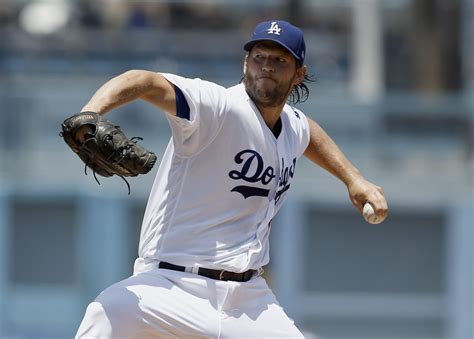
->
[244,20,306,63]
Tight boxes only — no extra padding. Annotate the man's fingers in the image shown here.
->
[366,189,388,221]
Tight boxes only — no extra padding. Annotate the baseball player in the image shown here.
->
[75,20,388,338]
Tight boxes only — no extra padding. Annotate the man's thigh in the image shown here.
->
[76,270,221,338]
[220,277,304,338]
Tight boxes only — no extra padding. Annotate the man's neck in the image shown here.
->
[255,103,285,131]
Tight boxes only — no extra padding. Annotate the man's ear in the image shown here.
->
[294,64,307,85]
[243,55,248,75]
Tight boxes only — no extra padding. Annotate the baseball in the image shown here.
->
[363,203,383,224]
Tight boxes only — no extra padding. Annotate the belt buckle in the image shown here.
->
[218,270,225,280]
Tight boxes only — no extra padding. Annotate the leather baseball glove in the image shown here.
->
[60,111,157,194]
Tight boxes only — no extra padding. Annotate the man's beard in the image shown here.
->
[243,72,294,108]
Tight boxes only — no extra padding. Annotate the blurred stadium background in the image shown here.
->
[0,0,472,338]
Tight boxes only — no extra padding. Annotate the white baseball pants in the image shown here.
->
[75,264,303,338]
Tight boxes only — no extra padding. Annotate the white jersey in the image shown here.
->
[138,73,310,272]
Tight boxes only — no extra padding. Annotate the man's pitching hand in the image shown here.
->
[347,177,388,224]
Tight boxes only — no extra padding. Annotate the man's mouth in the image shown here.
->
[257,76,276,81]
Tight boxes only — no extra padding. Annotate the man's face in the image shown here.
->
[243,41,305,108]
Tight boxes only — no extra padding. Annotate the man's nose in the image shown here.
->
[261,59,274,72]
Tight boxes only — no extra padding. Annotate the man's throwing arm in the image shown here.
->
[303,117,388,222]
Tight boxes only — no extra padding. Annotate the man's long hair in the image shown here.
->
[288,72,315,104]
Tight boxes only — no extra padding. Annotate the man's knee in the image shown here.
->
[76,302,112,338]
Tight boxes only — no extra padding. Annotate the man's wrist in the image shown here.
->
[343,171,364,188]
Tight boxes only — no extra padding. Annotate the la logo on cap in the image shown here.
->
[267,21,281,35]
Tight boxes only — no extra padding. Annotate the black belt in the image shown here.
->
[158,261,255,282]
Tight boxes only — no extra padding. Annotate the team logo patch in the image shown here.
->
[267,22,281,35]
[292,108,300,119]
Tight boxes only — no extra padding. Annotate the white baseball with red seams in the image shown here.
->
[363,202,383,224]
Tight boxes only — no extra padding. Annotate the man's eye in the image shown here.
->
[278,58,287,63]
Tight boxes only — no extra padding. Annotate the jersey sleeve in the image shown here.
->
[292,107,311,158]
[160,73,228,156]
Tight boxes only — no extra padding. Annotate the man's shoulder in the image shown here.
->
[161,73,227,92]
[283,104,305,122]
[163,74,245,100]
